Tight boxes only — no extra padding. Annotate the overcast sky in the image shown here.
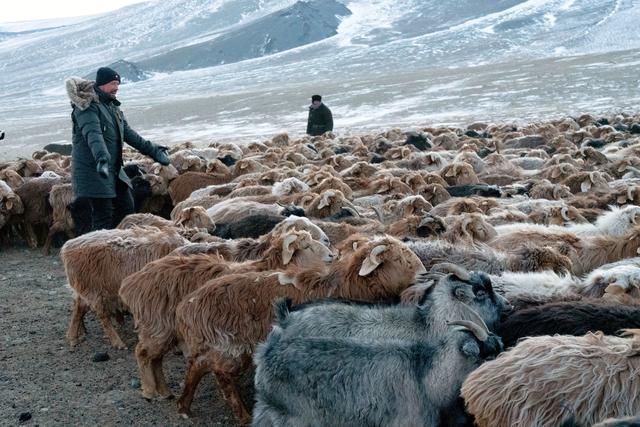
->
[1,0,148,23]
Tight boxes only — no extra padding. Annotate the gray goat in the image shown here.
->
[253,317,503,426]
[272,264,512,342]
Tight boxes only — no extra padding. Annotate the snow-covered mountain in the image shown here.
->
[1,0,639,159]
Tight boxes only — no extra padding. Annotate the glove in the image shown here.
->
[154,145,171,166]
[96,159,109,179]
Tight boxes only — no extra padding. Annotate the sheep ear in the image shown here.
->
[6,199,13,211]
[359,245,387,276]
[618,195,629,204]
[453,285,471,302]
[619,164,628,173]
[282,234,298,265]
[444,168,455,177]
[551,168,561,179]
[460,340,480,358]
[605,283,625,295]
[317,194,330,209]
[581,180,592,193]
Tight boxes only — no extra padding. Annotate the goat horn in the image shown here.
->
[342,205,361,218]
[371,205,385,223]
[629,186,636,201]
[453,301,491,340]
[447,320,489,342]
[561,207,570,221]
[345,201,362,217]
[430,262,470,281]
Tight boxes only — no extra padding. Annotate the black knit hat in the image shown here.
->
[311,94,322,102]
[95,67,121,86]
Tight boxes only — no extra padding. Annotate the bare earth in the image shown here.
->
[0,245,250,427]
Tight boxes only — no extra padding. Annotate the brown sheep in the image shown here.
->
[119,229,333,400]
[42,183,74,255]
[418,183,451,206]
[561,171,610,194]
[429,197,483,217]
[61,226,189,349]
[174,235,427,422]
[386,214,447,239]
[527,205,588,226]
[305,190,360,218]
[0,169,25,189]
[442,213,497,244]
[439,162,480,186]
[168,172,230,204]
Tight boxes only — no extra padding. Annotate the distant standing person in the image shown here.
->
[65,67,170,233]
[306,94,333,136]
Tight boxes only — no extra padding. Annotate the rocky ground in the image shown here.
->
[0,245,251,427]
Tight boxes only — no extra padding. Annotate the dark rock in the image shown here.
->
[92,352,110,362]
[130,378,141,389]
[369,153,385,164]
[43,143,72,156]
[630,124,640,134]
[19,412,31,423]
[404,131,431,150]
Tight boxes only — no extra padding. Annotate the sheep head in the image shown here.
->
[421,183,451,206]
[174,206,216,234]
[281,230,335,266]
[271,215,331,248]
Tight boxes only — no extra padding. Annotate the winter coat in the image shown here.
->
[306,103,334,136]
[65,77,162,198]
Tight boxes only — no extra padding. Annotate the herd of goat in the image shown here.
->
[2,113,640,426]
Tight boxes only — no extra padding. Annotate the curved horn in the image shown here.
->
[447,320,489,342]
[561,207,570,221]
[282,233,299,265]
[371,205,385,223]
[358,244,387,276]
[344,201,362,218]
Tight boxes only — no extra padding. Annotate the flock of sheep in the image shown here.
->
[2,112,640,426]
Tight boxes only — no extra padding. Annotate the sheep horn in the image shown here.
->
[344,201,362,217]
[371,205,385,223]
[342,205,362,218]
[552,186,562,199]
[447,320,489,342]
[629,186,637,202]
[419,216,435,227]
[561,207,570,221]
[430,262,470,281]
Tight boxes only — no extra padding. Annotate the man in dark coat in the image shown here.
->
[306,94,333,136]
[65,67,170,232]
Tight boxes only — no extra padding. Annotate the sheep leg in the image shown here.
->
[135,340,159,399]
[177,355,211,418]
[95,303,127,350]
[211,353,252,425]
[66,296,89,346]
[23,222,39,248]
[42,220,69,255]
[152,356,174,399]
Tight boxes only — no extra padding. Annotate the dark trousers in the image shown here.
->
[70,182,134,234]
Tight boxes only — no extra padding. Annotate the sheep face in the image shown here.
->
[352,237,427,291]
[175,206,216,234]
[272,215,331,248]
[281,230,335,266]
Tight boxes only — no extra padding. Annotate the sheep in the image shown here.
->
[496,300,640,348]
[168,171,230,204]
[42,183,74,255]
[0,179,24,231]
[304,190,360,218]
[119,229,333,400]
[174,235,427,421]
[461,330,640,427]
[446,184,501,198]
[386,213,447,239]
[311,218,386,245]
[582,259,640,298]
[0,169,25,189]
[274,265,511,344]
[170,215,331,260]
[13,175,65,248]
[253,317,502,427]
[442,213,497,244]
[419,183,451,206]
[561,170,611,194]
[61,226,189,349]
[271,177,310,197]
[206,198,304,224]
[405,240,572,275]
[439,162,480,186]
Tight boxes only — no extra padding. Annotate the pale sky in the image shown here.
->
[0,0,149,24]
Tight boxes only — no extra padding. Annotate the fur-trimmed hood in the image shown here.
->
[65,77,99,111]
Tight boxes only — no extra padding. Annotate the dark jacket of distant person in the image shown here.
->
[306,95,334,136]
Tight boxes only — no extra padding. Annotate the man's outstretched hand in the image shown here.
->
[96,159,109,178]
